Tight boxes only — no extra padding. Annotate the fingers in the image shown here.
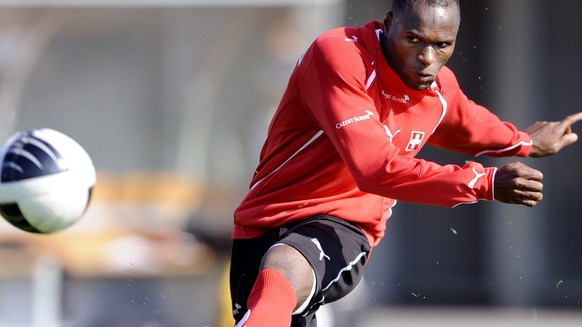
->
[528,113,582,157]
[564,125,572,134]
[494,162,544,207]
[499,187,543,207]
[557,112,582,149]
[517,190,544,207]
[505,161,543,181]
[521,168,544,182]
[558,112,582,130]
[523,199,541,208]
[515,177,543,191]
[559,131,579,148]
[502,181,543,207]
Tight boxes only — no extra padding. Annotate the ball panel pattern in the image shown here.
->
[0,202,41,233]
[1,131,66,183]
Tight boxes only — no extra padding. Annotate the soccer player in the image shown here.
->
[229,0,582,326]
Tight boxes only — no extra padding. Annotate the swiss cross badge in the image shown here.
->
[405,131,425,152]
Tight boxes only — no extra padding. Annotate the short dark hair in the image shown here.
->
[391,0,460,20]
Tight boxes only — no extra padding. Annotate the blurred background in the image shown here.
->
[0,0,580,326]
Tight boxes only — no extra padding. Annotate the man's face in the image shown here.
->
[382,3,460,90]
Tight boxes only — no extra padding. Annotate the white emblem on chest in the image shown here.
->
[405,131,425,152]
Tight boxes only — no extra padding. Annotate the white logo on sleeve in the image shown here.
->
[311,238,330,261]
[468,167,487,188]
[336,110,374,129]
[345,35,358,42]
[383,125,401,143]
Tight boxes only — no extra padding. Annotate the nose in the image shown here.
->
[417,46,436,66]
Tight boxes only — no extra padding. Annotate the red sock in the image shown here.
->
[236,268,297,327]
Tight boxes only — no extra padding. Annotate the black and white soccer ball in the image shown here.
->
[0,128,96,233]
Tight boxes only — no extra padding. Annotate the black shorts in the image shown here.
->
[230,215,371,327]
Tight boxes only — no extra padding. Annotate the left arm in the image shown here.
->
[428,67,533,157]
[428,88,533,157]
[429,68,582,158]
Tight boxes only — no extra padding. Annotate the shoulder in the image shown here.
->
[313,22,381,60]
[306,23,379,76]
[311,26,364,60]
[293,22,381,89]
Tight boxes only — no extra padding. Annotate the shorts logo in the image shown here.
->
[233,303,242,315]
[311,238,330,261]
[405,131,425,152]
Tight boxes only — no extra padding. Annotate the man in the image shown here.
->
[229,0,582,326]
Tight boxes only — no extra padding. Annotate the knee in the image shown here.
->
[261,244,314,307]
[261,244,307,271]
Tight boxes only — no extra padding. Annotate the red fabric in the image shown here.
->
[233,21,531,247]
[238,269,297,327]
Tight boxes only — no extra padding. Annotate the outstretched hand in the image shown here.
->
[497,113,582,206]
[526,112,582,157]
[494,162,543,207]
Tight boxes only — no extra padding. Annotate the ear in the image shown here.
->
[383,11,394,32]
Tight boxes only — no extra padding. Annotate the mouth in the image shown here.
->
[406,71,435,90]
[402,72,434,90]
[415,72,434,83]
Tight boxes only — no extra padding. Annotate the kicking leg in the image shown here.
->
[236,244,315,327]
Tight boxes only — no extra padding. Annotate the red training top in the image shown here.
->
[233,21,531,247]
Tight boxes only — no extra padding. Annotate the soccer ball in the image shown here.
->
[0,128,96,233]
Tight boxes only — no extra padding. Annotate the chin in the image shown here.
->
[406,82,430,91]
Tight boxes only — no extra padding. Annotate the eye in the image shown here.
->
[407,35,421,44]
[435,42,452,49]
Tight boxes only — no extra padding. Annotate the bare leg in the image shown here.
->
[260,244,315,311]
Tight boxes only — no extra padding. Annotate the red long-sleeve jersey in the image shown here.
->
[233,21,532,247]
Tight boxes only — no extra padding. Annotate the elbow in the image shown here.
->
[350,158,423,195]
[352,170,385,194]
[355,179,375,194]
